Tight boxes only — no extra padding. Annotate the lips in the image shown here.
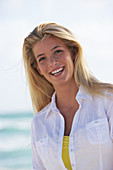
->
[50,66,64,76]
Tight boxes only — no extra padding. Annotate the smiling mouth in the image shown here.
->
[50,67,64,76]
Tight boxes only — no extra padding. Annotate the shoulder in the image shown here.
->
[103,91,113,111]
[85,89,113,114]
[91,90,113,116]
[32,102,51,123]
[89,88,113,102]
[31,102,54,140]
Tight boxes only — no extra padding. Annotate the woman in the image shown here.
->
[23,23,113,170]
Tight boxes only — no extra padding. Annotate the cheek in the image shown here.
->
[37,63,47,75]
[37,67,42,75]
[64,55,73,65]
[36,64,43,75]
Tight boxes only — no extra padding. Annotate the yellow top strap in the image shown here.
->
[62,136,72,170]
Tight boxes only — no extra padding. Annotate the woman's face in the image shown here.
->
[32,36,75,88]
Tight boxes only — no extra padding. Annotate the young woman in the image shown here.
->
[23,23,113,170]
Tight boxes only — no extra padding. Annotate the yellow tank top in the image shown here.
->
[62,136,72,170]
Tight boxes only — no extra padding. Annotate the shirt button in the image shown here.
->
[70,149,73,152]
[72,164,75,167]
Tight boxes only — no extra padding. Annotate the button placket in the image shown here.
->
[72,163,75,168]
[70,148,73,152]
[69,136,76,170]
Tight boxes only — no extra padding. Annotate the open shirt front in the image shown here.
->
[31,86,113,170]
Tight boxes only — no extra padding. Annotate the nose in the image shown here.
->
[48,54,58,67]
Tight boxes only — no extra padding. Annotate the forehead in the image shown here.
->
[32,36,65,56]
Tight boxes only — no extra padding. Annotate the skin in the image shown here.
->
[33,36,79,135]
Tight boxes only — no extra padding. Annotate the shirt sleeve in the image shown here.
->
[105,94,113,141]
[31,119,46,170]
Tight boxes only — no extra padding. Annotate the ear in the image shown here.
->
[72,54,75,63]
[36,66,43,75]
[71,46,78,63]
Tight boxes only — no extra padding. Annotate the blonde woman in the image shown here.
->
[23,23,113,170]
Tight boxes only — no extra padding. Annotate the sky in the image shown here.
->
[0,0,113,113]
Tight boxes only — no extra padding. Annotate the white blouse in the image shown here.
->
[31,86,113,170]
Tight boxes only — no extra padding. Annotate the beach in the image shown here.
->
[0,112,33,170]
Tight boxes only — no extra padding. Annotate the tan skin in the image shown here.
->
[33,36,79,136]
[56,83,79,136]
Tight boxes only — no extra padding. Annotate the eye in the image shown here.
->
[38,56,46,62]
[54,50,63,55]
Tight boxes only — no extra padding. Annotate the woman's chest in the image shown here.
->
[35,114,113,170]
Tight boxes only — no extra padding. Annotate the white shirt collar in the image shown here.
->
[76,86,92,101]
[45,86,92,119]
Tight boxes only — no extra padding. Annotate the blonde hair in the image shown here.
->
[23,22,113,114]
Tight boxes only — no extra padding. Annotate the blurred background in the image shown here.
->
[0,0,113,169]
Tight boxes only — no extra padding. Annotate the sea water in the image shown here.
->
[0,112,33,170]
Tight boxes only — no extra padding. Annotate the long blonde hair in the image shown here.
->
[23,22,113,114]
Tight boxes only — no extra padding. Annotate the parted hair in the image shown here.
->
[23,22,113,114]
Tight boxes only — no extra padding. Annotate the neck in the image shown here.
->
[54,79,79,110]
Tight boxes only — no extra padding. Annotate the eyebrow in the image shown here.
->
[36,45,61,58]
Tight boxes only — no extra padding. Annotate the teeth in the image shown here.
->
[51,67,63,75]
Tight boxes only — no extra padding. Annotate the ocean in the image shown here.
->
[0,112,33,170]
